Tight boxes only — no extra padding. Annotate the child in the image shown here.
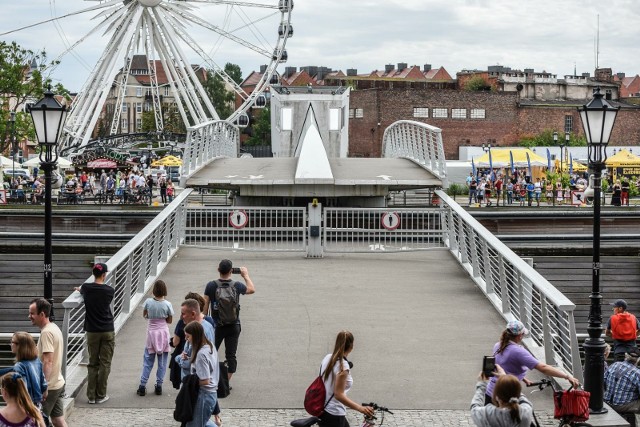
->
[137,280,173,396]
[166,181,174,203]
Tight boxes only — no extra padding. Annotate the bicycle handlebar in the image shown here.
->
[361,402,394,415]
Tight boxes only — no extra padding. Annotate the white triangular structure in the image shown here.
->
[295,109,333,181]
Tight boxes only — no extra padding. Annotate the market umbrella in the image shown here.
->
[1,155,13,168]
[605,149,640,167]
[22,156,73,168]
[151,155,183,167]
[476,148,546,167]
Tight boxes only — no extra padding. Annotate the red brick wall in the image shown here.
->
[348,88,640,159]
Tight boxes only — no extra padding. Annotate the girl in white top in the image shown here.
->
[318,331,374,427]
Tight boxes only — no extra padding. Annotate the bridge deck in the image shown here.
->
[71,246,556,417]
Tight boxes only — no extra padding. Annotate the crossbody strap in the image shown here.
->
[319,364,335,410]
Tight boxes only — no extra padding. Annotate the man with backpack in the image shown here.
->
[203,259,255,387]
[606,299,640,361]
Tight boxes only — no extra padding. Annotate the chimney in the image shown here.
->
[617,72,626,79]
[397,62,407,72]
[423,64,432,72]
[582,72,590,78]
[260,64,267,74]
[384,64,394,73]
[347,68,357,76]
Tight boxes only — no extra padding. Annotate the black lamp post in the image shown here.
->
[578,87,619,413]
[563,132,570,175]
[28,89,68,322]
[9,112,17,193]
[553,131,559,173]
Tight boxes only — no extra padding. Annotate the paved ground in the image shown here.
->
[64,248,568,426]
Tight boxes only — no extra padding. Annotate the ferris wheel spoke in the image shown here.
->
[184,0,279,9]
[162,3,273,58]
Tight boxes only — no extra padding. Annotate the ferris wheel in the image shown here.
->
[6,0,293,155]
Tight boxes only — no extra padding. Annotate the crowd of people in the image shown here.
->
[465,170,634,208]
[471,300,640,426]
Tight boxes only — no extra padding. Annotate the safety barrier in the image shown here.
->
[60,188,192,391]
[183,206,307,252]
[436,190,583,383]
[323,207,445,253]
[181,120,239,181]
[382,120,448,187]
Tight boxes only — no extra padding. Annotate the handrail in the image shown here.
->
[181,120,239,185]
[382,120,448,187]
[436,189,583,384]
[60,188,193,393]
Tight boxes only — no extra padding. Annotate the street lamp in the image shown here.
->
[9,112,17,195]
[578,86,619,413]
[553,131,559,173]
[28,89,68,322]
[481,143,491,153]
[563,132,570,175]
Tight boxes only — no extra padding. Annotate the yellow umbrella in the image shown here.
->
[605,149,640,167]
[475,148,547,167]
[151,155,183,167]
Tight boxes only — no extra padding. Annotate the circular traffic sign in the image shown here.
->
[381,211,401,230]
[229,209,249,229]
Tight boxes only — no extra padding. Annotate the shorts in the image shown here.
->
[42,386,65,418]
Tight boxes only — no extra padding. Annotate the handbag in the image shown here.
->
[553,387,590,422]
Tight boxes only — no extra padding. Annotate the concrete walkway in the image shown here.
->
[66,248,560,426]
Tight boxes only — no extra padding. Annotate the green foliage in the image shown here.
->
[629,177,639,197]
[0,41,65,153]
[204,63,242,120]
[519,129,586,148]
[139,103,185,134]
[446,183,465,200]
[464,76,491,92]
[245,107,271,146]
[545,171,570,188]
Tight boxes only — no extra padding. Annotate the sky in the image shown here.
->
[1,0,638,93]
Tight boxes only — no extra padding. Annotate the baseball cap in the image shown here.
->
[611,299,628,310]
[506,320,528,336]
[92,263,108,277]
[218,259,233,274]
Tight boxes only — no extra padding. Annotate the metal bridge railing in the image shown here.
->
[323,207,446,253]
[436,189,583,383]
[183,206,307,252]
[60,188,193,392]
[382,120,448,187]
[181,121,239,182]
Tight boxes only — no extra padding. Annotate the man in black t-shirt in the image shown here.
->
[74,263,115,404]
[203,259,255,385]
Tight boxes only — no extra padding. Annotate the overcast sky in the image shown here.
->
[1,0,638,93]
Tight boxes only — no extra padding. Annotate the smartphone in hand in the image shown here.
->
[482,356,496,377]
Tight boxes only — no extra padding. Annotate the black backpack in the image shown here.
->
[217,362,230,398]
[212,280,239,326]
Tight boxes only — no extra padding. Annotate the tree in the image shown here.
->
[464,76,492,91]
[519,129,586,148]
[203,63,242,120]
[0,41,66,154]
[245,107,270,146]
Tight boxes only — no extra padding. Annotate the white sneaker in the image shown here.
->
[96,395,110,404]
[88,399,96,404]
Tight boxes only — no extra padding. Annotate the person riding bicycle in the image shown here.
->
[316,331,374,427]
[485,320,580,404]
[471,364,533,427]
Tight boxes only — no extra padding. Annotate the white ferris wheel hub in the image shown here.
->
[137,0,162,7]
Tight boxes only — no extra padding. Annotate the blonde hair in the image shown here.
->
[12,332,38,362]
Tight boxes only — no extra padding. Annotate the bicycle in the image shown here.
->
[527,378,592,427]
[290,402,393,427]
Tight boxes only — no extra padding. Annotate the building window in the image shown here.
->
[164,86,170,97]
[470,109,486,119]
[136,102,142,113]
[349,109,355,119]
[144,102,151,112]
[122,103,127,113]
[136,118,142,131]
[452,108,467,119]
[355,108,363,118]
[329,108,341,131]
[564,115,573,133]
[432,108,447,118]
[136,87,143,97]
[413,107,429,118]
[282,108,292,131]
[121,118,128,132]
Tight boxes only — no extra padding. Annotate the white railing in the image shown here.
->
[382,120,448,187]
[60,188,193,392]
[181,120,239,183]
[436,190,583,383]
[183,206,307,252]
[323,207,446,253]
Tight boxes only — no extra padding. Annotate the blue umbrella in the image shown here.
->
[509,151,515,174]
[569,153,573,175]
[546,148,552,171]
[526,151,532,178]
[472,157,476,177]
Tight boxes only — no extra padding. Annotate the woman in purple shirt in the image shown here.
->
[485,320,581,403]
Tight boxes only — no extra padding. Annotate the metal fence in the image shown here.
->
[436,189,583,383]
[382,120,448,187]
[183,206,307,252]
[60,188,192,391]
[323,207,446,253]
[181,121,239,181]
